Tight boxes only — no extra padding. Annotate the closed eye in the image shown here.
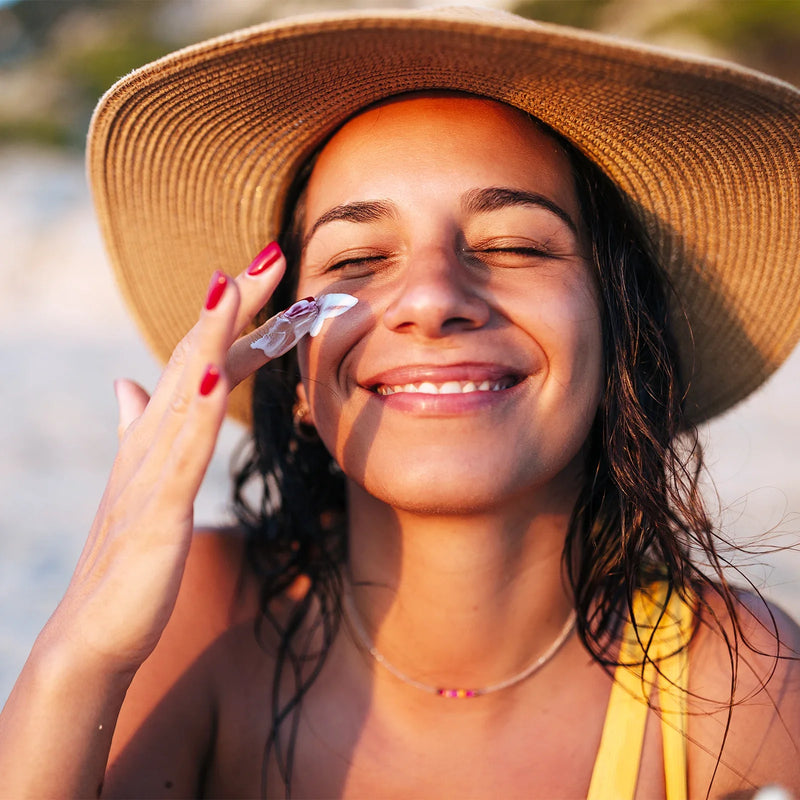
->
[326,253,389,273]
[481,246,554,257]
[464,243,560,266]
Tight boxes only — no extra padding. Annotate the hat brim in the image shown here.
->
[87,8,800,426]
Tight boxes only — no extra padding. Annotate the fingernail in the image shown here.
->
[199,365,220,396]
[205,271,227,310]
[246,242,282,276]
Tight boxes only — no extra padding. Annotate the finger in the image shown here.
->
[161,272,239,427]
[126,269,240,454]
[223,242,290,388]
[226,291,359,388]
[114,379,151,441]
[225,326,272,389]
[109,333,232,528]
[155,362,229,511]
[139,243,286,426]
[224,298,309,388]
[231,241,287,337]
[103,363,227,531]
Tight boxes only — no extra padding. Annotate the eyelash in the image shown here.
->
[479,245,552,256]
[322,243,555,274]
[326,254,387,272]
[466,244,557,263]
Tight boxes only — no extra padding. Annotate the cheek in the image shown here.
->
[294,287,368,376]
[535,277,604,411]
[293,262,374,441]
[296,335,339,414]
[294,306,371,432]
[296,336,345,457]
[567,284,603,374]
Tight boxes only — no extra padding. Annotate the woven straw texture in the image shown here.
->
[87,8,800,426]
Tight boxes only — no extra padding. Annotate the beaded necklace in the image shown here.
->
[344,593,576,698]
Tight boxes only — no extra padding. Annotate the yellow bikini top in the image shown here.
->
[587,583,694,800]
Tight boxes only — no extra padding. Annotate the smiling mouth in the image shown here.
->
[374,376,521,396]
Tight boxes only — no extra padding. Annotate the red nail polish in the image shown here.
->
[246,242,282,276]
[199,365,220,396]
[205,271,227,310]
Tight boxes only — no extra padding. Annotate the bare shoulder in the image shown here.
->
[125,526,260,688]
[178,526,261,629]
[687,585,800,798]
[103,527,261,797]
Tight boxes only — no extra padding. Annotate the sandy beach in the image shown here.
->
[1,146,799,706]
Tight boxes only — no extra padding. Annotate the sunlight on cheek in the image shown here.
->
[534,289,603,427]
[333,391,371,463]
[298,308,372,457]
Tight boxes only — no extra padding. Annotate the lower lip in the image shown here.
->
[369,382,523,415]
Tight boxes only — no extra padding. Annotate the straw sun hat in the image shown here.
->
[87,6,800,426]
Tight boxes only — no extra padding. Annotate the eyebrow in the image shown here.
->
[302,200,396,251]
[462,187,578,234]
[302,186,578,251]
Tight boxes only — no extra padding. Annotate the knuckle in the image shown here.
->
[169,449,196,482]
[168,334,194,369]
[169,389,192,416]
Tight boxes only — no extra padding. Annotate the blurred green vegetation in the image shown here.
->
[512,0,800,86]
[511,0,614,30]
[1,0,179,148]
[2,0,800,151]
[649,0,800,84]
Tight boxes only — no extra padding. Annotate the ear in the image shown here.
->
[294,381,315,427]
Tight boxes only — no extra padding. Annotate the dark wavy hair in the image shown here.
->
[231,114,761,796]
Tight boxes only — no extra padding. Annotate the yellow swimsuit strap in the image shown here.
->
[586,584,694,800]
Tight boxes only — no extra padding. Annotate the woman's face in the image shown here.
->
[295,95,603,515]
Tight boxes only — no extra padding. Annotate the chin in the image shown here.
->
[371,485,504,517]
[356,456,584,519]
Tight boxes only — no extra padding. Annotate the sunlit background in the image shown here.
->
[2,0,800,705]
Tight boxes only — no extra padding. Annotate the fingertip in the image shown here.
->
[114,378,150,439]
[245,241,283,276]
[204,270,229,311]
[198,364,222,397]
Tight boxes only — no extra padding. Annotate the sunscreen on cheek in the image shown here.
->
[250,293,358,359]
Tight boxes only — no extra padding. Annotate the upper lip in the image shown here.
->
[362,362,527,391]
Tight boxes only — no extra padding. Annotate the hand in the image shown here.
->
[45,242,287,675]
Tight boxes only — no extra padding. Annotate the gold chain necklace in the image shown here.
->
[343,593,576,698]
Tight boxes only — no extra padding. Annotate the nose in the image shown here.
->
[382,244,490,338]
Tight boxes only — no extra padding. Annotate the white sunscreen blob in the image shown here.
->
[752,787,793,800]
[250,293,358,359]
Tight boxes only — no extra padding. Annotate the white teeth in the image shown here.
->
[375,378,516,396]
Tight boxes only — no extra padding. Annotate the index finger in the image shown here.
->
[225,304,295,389]
[226,292,361,388]
[134,242,287,431]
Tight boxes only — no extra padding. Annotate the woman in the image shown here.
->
[2,8,800,799]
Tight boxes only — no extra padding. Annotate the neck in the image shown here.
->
[344,482,576,697]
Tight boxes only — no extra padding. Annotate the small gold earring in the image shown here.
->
[292,400,318,440]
